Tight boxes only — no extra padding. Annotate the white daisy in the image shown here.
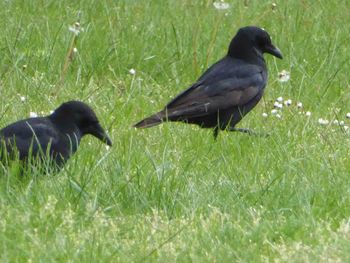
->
[29,112,38,118]
[213,1,230,10]
[284,99,292,106]
[276,96,283,102]
[271,109,278,115]
[273,102,283,109]
[278,70,290,83]
[318,118,329,125]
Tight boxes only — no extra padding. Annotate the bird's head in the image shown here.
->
[228,26,283,60]
[50,101,112,146]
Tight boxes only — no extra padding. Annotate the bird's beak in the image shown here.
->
[89,123,112,146]
[265,44,283,59]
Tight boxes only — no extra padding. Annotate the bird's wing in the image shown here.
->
[164,63,266,119]
[0,119,59,159]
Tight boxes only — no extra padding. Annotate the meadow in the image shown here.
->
[1,0,350,262]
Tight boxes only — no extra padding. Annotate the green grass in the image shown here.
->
[1,0,350,262]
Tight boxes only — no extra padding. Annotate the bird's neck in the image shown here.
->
[229,50,266,66]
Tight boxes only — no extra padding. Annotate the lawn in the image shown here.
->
[1,0,350,262]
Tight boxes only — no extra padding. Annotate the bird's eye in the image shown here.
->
[256,36,267,47]
[91,120,99,125]
[84,119,98,126]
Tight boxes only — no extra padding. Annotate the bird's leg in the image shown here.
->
[213,127,219,140]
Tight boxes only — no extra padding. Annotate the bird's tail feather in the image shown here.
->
[133,112,164,128]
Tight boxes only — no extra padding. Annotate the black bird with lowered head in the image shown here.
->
[134,26,283,138]
[0,101,112,169]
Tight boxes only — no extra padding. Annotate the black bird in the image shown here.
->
[0,101,112,169]
[134,26,283,138]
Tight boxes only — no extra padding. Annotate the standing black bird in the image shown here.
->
[0,101,112,169]
[134,26,283,138]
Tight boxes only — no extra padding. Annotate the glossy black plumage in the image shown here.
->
[134,26,282,138]
[0,101,112,169]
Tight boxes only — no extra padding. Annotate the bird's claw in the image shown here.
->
[228,127,270,137]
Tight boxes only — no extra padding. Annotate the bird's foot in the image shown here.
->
[228,127,254,134]
[228,127,269,137]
